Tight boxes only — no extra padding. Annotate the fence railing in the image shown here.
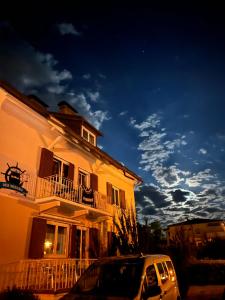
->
[0,258,96,292]
[36,175,112,213]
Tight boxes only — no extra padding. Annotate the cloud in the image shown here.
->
[82,73,91,80]
[0,24,110,130]
[69,93,110,129]
[119,111,128,117]
[170,189,189,203]
[57,23,81,36]
[199,148,207,155]
[87,91,100,102]
[185,169,215,187]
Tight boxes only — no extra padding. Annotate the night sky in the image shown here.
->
[1,2,225,227]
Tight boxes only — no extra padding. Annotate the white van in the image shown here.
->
[60,254,181,300]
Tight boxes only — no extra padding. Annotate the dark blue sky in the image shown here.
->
[1,2,225,226]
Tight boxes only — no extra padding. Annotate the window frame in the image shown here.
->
[81,126,96,146]
[78,168,90,187]
[44,221,69,258]
[53,156,70,179]
[112,186,120,206]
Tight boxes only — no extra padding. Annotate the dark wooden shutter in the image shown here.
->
[119,189,126,209]
[89,228,99,258]
[69,225,77,258]
[68,163,75,181]
[28,217,46,258]
[106,182,113,204]
[90,173,98,191]
[38,148,54,178]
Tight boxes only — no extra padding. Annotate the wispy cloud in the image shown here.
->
[82,73,91,80]
[119,111,128,116]
[87,91,100,102]
[57,23,81,36]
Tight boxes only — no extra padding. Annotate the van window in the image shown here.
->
[157,262,168,284]
[166,260,176,281]
[73,259,144,297]
[146,264,158,287]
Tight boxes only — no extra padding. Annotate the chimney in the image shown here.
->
[58,101,78,115]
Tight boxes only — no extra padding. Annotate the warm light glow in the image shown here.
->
[44,240,52,249]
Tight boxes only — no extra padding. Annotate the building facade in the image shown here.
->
[167,218,225,247]
[0,81,141,292]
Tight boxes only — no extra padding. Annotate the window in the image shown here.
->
[165,260,175,281]
[79,169,89,187]
[145,264,158,287]
[44,222,68,257]
[53,157,69,179]
[156,262,169,284]
[112,186,119,206]
[82,126,96,146]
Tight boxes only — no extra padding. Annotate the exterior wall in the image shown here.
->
[0,194,38,264]
[0,86,138,265]
[167,221,225,246]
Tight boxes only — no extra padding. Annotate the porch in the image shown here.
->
[0,258,96,293]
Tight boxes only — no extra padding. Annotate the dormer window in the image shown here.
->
[82,126,96,146]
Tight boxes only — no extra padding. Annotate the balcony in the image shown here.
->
[36,175,113,220]
[0,258,96,293]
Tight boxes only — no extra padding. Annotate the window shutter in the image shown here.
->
[106,182,113,204]
[38,148,54,178]
[90,173,98,191]
[28,217,46,258]
[69,225,77,258]
[119,189,126,209]
[89,228,99,258]
[68,163,75,181]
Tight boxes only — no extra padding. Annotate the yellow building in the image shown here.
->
[167,218,225,247]
[0,81,141,292]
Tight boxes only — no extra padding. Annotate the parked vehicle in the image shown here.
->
[60,254,181,300]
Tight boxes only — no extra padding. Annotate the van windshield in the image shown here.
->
[72,259,144,297]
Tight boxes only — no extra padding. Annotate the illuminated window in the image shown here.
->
[82,126,96,146]
[44,222,68,257]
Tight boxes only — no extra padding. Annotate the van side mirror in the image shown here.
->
[144,285,162,299]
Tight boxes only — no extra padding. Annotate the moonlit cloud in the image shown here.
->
[82,73,91,80]
[131,111,225,225]
[57,23,81,36]
[199,148,207,155]
[119,111,128,116]
[87,91,100,102]
[0,24,110,130]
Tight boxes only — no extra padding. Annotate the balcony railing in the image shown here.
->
[0,258,96,292]
[36,175,112,213]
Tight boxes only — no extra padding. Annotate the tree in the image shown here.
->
[112,209,139,255]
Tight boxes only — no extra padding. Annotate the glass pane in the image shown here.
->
[53,159,61,176]
[79,172,86,186]
[63,164,69,178]
[82,231,86,259]
[57,226,67,255]
[89,134,95,145]
[83,129,88,140]
[76,229,81,258]
[44,224,55,255]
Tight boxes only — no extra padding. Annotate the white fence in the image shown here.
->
[0,258,96,292]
